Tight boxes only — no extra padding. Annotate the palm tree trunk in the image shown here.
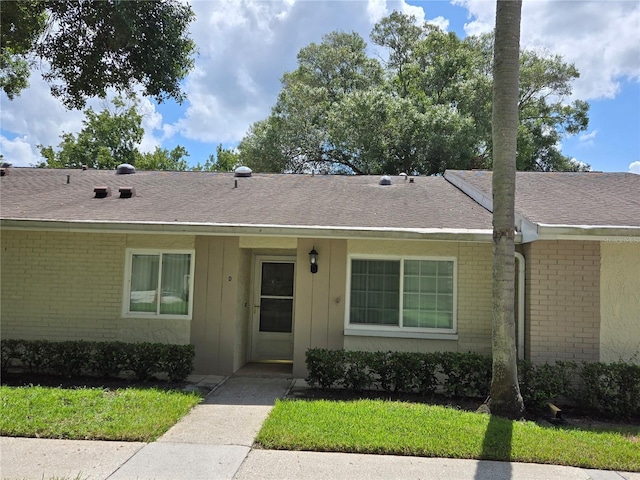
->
[489,0,525,419]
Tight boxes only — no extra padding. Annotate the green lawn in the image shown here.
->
[256,399,640,472]
[0,385,201,442]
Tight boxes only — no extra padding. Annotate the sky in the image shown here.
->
[1,0,639,174]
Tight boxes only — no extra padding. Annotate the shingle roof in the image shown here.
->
[446,170,640,227]
[0,168,493,234]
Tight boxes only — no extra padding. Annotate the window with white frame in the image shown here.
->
[124,249,194,318]
[348,257,456,332]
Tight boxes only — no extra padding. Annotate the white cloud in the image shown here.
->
[457,0,640,100]
[1,0,635,170]
[0,135,41,167]
[578,130,598,146]
[0,77,86,150]
[172,0,428,144]
[629,161,640,174]
[426,16,450,31]
[367,0,388,24]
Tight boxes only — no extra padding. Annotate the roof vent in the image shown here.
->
[379,175,392,186]
[119,187,136,199]
[94,186,111,198]
[116,163,136,175]
[234,166,252,177]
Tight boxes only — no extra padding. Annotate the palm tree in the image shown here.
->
[489,0,525,419]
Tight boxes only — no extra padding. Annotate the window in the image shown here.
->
[124,249,195,318]
[348,257,456,333]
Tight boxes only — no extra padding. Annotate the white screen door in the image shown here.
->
[251,256,295,361]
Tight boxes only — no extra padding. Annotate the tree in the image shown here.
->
[238,31,385,173]
[0,1,47,99]
[37,95,191,171]
[192,144,239,172]
[137,146,189,171]
[239,12,589,175]
[1,0,195,109]
[38,96,143,169]
[489,0,525,419]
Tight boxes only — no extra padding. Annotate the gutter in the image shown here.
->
[0,218,500,243]
[535,224,640,241]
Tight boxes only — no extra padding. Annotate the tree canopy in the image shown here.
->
[37,96,190,170]
[1,0,196,109]
[238,12,589,174]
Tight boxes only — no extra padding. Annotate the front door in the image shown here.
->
[251,256,295,362]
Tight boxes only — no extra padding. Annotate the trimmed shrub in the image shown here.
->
[0,339,195,382]
[578,361,640,419]
[518,360,578,410]
[305,348,640,419]
[437,352,491,398]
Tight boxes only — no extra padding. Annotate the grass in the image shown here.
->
[256,399,640,472]
[0,385,202,442]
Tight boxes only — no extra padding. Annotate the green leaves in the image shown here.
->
[38,95,143,169]
[239,12,590,174]
[1,0,196,109]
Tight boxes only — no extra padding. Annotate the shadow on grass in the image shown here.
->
[474,414,513,480]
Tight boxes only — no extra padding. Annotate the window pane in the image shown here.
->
[160,254,191,315]
[260,298,293,332]
[402,260,454,329]
[350,260,399,325]
[130,255,159,312]
[404,276,420,293]
[261,263,294,296]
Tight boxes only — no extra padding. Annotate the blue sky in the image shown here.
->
[1,0,639,174]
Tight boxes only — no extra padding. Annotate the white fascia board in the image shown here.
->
[444,171,493,212]
[535,224,640,241]
[0,218,497,243]
[517,214,540,243]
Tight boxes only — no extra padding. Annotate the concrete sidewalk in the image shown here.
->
[1,376,639,480]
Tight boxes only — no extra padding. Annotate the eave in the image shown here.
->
[0,218,498,243]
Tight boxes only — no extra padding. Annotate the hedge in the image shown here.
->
[306,349,640,419]
[1,339,194,382]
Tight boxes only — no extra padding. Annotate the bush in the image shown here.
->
[437,352,491,398]
[578,361,640,419]
[306,348,345,389]
[305,348,640,419]
[0,339,195,382]
[518,360,578,410]
[0,339,22,373]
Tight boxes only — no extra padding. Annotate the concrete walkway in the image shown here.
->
[1,376,639,480]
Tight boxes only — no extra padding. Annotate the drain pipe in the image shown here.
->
[515,252,525,360]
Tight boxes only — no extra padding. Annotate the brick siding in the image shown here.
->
[0,230,193,344]
[524,240,600,363]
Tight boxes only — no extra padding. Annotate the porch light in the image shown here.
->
[309,248,318,274]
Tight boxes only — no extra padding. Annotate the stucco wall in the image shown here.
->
[600,242,640,364]
[524,240,600,364]
[0,230,193,344]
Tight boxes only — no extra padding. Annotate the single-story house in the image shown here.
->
[1,167,638,376]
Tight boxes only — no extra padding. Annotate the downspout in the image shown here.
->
[515,252,525,360]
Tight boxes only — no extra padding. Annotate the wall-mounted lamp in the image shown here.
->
[309,248,318,274]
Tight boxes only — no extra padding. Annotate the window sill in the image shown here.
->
[344,328,458,340]
[123,313,192,321]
